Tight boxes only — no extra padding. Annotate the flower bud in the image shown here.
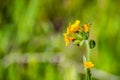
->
[89,40,96,49]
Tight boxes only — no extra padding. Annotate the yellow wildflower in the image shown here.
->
[83,24,89,32]
[64,33,74,46]
[66,20,81,34]
[84,61,94,69]
[64,20,81,46]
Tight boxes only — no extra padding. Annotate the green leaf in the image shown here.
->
[73,39,84,46]
[79,40,84,46]
[74,33,83,40]
[73,40,81,45]
[81,31,89,40]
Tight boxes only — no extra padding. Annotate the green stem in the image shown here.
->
[85,40,90,61]
[85,40,92,80]
[85,68,92,80]
[85,68,87,80]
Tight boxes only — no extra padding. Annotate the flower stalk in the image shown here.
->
[84,40,91,80]
[85,40,90,61]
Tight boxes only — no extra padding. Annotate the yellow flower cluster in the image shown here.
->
[84,61,94,69]
[64,20,81,46]
[64,20,90,46]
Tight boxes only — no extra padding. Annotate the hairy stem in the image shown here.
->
[85,40,90,61]
[85,40,92,80]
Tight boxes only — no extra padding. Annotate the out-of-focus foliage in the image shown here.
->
[0,0,120,80]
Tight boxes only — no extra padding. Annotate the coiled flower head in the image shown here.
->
[64,20,91,47]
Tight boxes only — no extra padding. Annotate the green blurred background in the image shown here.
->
[0,0,120,80]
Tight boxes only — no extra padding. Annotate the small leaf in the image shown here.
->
[75,33,83,40]
[89,40,96,49]
[73,40,81,45]
[81,31,89,40]
[79,40,84,46]
[73,39,84,46]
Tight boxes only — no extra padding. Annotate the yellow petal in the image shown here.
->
[84,61,94,69]
[74,20,80,26]
[83,24,89,32]
[64,33,70,46]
